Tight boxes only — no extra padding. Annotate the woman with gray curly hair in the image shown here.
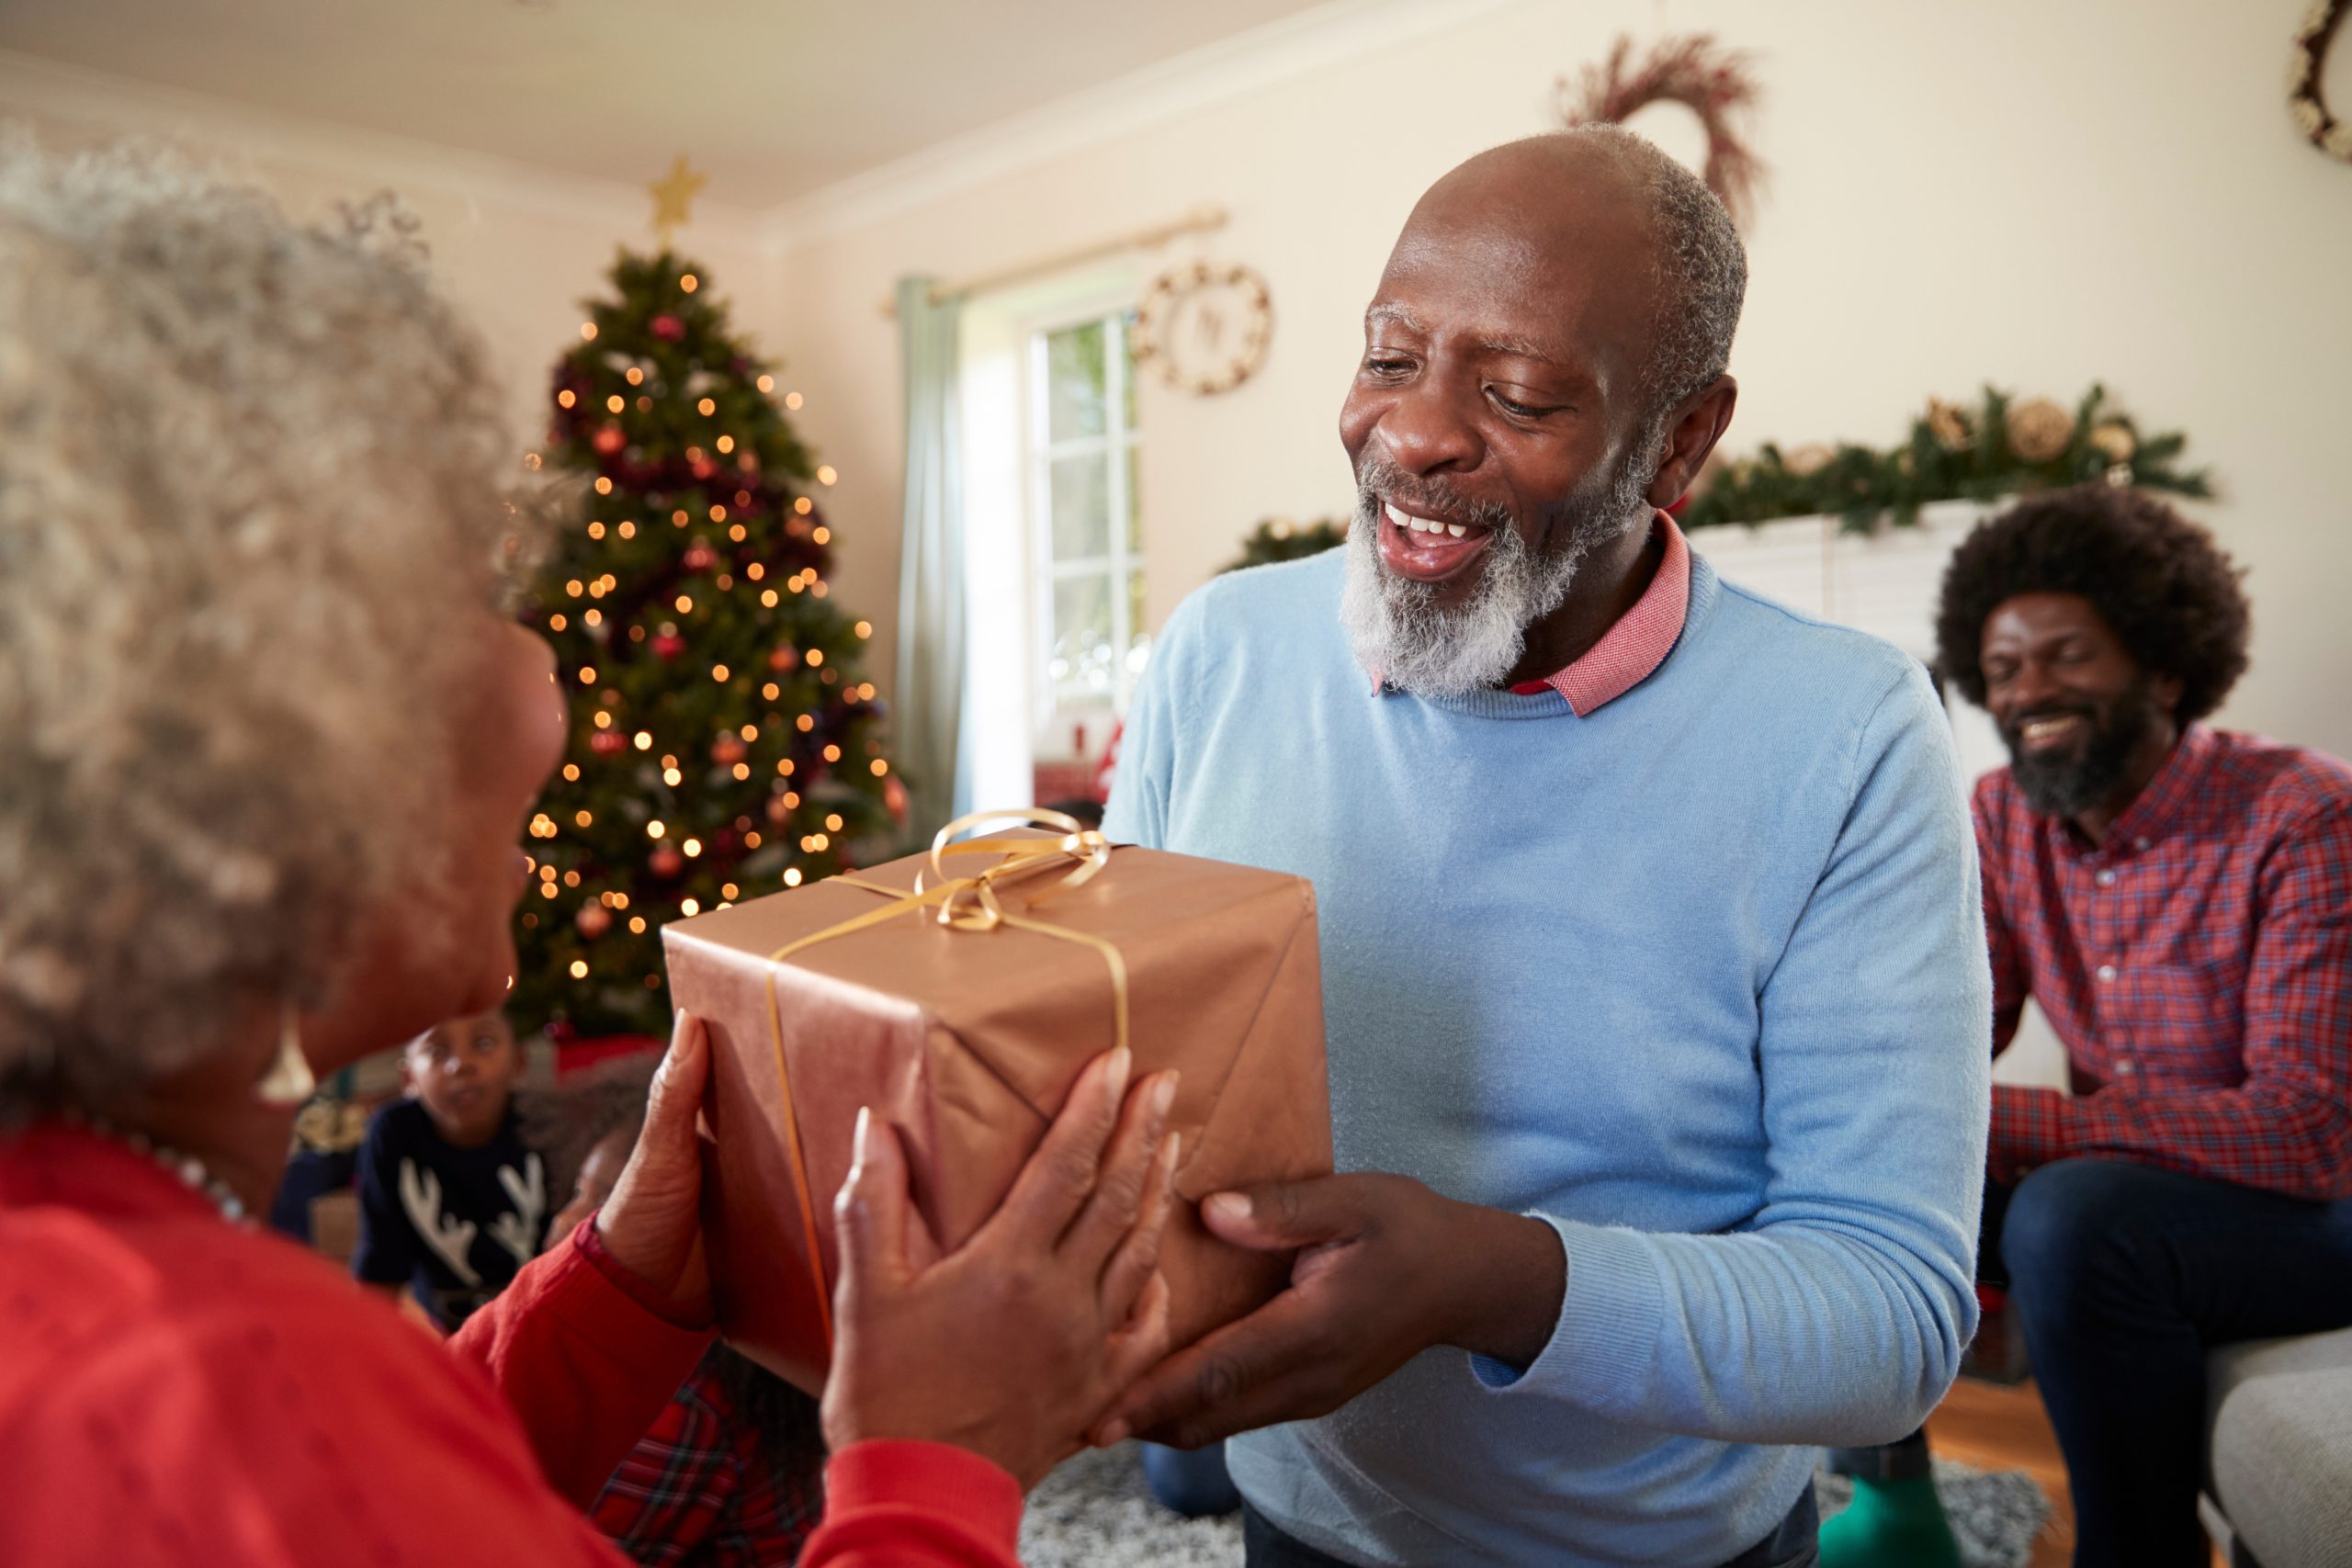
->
[0,140,1181,1566]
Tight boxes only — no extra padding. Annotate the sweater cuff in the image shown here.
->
[826,1439,1024,1541]
[578,1212,716,1332]
[1469,1215,1663,1415]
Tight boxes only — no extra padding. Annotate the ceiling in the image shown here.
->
[0,0,1340,209]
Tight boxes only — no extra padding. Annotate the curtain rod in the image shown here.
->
[878,203,1228,318]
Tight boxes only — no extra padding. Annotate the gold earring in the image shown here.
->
[255,1003,316,1108]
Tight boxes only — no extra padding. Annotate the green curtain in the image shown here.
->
[893,276,967,838]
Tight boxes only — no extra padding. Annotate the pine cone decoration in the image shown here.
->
[1927,398,1973,451]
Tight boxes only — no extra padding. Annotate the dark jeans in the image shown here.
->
[1142,1440,1240,1517]
[1243,1487,1818,1568]
[1993,1157,2352,1568]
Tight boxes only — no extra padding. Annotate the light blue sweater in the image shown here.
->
[1103,547,1991,1567]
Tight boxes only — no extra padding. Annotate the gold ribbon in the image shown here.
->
[757,808,1130,1348]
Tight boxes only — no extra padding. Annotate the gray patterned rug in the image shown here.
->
[1022,1446,2050,1568]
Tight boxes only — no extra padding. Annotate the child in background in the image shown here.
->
[528,1054,827,1567]
[352,1010,549,1331]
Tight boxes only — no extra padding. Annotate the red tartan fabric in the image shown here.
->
[591,1352,824,1567]
[1977,725,2352,1199]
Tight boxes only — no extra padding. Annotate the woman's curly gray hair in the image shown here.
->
[0,137,546,1112]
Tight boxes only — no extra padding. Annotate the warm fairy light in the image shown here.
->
[740,724,759,741]
[530,812,555,835]
[854,621,871,638]
[611,892,629,909]
[721,882,739,899]
[712,664,730,682]
[578,666,596,684]
[675,594,694,614]
[540,883,559,900]
[811,581,829,598]
[816,465,838,485]
[794,497,813,515]
[587,522,605,540]
[565,579,583,598]
[681,898,700,917]
[823,744,841,762]
[825,813,843,832]
[708,504,727,523]
[776,759,795,776]
[757,374,775,392]
[729,524,747,543]
[681,274,698,292]
[571,960,589,977]
[761,682,779,701]
[606,394,625,413]
[557,389,576,409]
[626,367,644,387]
[812,833,831,851]
[761,590,778,608]
[648,821,666,840]
[782,790,801,807]
[581,322,597,341]
[594,477,614,496]
[798,835,814,852]
[562,763,580,782]
[697,397,717,416]
[784,867,803,887]
[549,613,568,632]
[574,810,593,829]
[662,752,678,768]
[589,580,607,599]
[870,759,888,777]
[562,870,582,888]
[745,562,764,581]
[807,649,824,667]
[796,715,814,733]
[662,767,683,786]
[785,392,804,411]
[812,526,831,546]
[683,838,703,857]
[583,608,603,627]
[629,916,647,933]
[744,831,762,848]
[717,435,735,454]
[633,731,652,750]
[858,683,876,700]
[732,762,751,780]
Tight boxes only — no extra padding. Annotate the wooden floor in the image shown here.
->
[1924,1378,2225,1568]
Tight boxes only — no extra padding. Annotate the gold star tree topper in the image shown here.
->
[647,155,707,244]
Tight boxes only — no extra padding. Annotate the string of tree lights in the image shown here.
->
[511,250,905,1042]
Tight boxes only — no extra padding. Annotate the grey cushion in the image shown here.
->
[2207,1327,2352,1568]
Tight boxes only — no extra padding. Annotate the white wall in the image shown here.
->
[0,51,781,457]
[765,0,2352,759]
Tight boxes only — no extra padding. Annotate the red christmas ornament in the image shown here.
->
[593,423,626,456]
[710,733,748,767]
[652,632,686,660]
[575,904,613,941]
[885,774,910,825]
[649,846,684,878]
[650,314,685,342]
[765,794,792,825]
[590,729,627,756]
[767,645,800,673]
[683,542,718,572]
[689,455,717,481]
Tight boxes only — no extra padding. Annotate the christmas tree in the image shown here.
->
[513,250,902,1043]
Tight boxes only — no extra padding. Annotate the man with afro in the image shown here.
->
[1822,484,2352,1568]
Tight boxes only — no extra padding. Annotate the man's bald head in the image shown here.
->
[1411,127,1747,422]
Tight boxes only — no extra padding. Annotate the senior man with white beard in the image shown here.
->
[1096,128,1992,1568]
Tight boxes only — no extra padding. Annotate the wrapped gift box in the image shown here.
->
[662,828,1330,1394]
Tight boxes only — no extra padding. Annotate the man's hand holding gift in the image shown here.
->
[1092,1171,1566,1450]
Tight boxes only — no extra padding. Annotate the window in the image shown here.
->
[1030,310,1145,764]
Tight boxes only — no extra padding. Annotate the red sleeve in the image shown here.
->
[449,1215,714,1508]
[798,1440,1025,1568]
[1990,805,2352,1199]
[1973,784,2029,1059]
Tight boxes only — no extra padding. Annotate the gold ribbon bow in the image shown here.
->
[758,808,1130,1348]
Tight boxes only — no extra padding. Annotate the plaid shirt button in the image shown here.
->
[2096,869,2117,886]
[2096,964,2118,982]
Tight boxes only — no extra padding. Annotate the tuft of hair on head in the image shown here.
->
[1934,484,2252,724]
[514,1050,662,1201]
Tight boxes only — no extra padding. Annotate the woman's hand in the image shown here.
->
[593,1012,712,1310]
[820,1046,1182,1491]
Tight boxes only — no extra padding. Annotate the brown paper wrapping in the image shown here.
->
[661,836,1331,1394]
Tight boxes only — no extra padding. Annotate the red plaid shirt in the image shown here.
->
[592,1349,825,1567]
[1979,725,2352,1200]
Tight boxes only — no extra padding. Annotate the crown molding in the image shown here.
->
[0,49,772,249]
[759,0,1532,250]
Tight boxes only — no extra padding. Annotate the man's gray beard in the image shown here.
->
[1340,446,1657,699]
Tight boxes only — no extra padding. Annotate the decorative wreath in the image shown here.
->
[1132,260,1273,398]
[1555,34,1765,229]
[2290,0,2352,164]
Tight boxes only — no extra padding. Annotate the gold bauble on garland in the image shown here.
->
[2005,398,2076,464]
[2088,422,2137,463]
